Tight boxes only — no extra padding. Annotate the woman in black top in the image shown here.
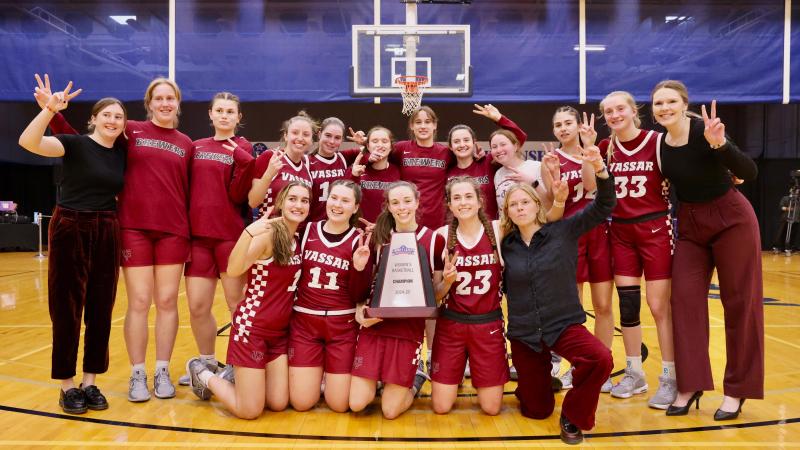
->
[500,146,615,445]
[19,82,127,415]
[651,80,762,420]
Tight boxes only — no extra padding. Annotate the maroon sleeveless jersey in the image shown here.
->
[295,221,360,310]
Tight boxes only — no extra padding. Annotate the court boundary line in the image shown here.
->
[0,403,798,442]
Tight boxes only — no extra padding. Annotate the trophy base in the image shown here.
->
[364,306,439,319]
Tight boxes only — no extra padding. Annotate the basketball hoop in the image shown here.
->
[396,75,428,116]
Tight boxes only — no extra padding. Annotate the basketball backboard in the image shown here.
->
[351,24,471,97]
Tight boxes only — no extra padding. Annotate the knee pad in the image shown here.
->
[617,285,641,327]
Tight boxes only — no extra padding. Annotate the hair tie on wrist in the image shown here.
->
[46,106,57,114]
[553,201,565,208]
[245,228,254,238]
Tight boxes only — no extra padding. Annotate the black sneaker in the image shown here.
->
[81,384,109,410]
[559,414,583,445]
[59,388,87,414]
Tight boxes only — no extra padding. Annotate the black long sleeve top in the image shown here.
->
[660,119,758,203]
[501,174,617,353]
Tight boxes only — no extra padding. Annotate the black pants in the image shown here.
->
[48,206,120,380]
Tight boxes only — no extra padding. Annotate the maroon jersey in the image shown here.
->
[349,163,401,223]
[189,136,253,240]
[362,226,445,342]
[439,224,503,315]
[447,157,499,220]
[295,221,361,310]
[308,152,348,222]
[233,238,303,340]
[556,149,594,219]
[118,120,193,237]
[599,130,669,220]
[391,141,452,230]
[253,150,313,218]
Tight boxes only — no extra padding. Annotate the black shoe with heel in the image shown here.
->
[665,391,703,416]
[714,398,745,421]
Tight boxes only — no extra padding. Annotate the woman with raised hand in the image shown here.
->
[180,92,254,386]
[651,80,761,420]
[347,126,401,223]
[288,180,372,413]
[349,181,446,419]
[430,176,508,416]
[249,112,315,218]
[597,91,677,409]
[20,82,123,414]
[308,117,363,222]
[445,119,498,220]
[501,146,615,445]
[549,107,615,392]
[37,74,194,403]
[186,182,310,419]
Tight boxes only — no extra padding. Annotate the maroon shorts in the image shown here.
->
[120,229,190,267]
[576,221,614,284]
[287,312,358,374]
[610,216,673,281]
[226,331,287,369]
[351,331,422,388]
[184,237,236,278]
[430,318,510,388]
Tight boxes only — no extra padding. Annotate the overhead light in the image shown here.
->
[573,44,606,52]
[665,15,691,23]
[110,15,136,25]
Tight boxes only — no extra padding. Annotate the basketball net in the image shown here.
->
[397,75,428,116]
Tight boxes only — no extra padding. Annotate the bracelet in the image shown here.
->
[553,200,565,208]
[244,228,254,238]
[45,106,57,114]
[710,139,727,150]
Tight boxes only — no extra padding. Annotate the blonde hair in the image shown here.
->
[599,91,640,163]
[272,182,312,265]
[500,183,547,237]
[279,111,319,149]
[144,77,181,127]
[445,176,498,260]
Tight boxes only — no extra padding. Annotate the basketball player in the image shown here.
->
[431,177,508,416]
[349,181,446,419]
[596,91,676,409]
[186,182,310,419]
[348,126,401,223]
[308,117,362,222]
[288,180,372,413]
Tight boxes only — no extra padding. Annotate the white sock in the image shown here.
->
[155,360,169,371]
[132,363,145,373]
[626,356,643,375]
[198,370,214,385]
[662,361,676,380]
[200,354,217,368]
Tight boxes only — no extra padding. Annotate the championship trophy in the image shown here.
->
[365,232,438,318]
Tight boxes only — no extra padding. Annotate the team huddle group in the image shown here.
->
[18,73,764,445]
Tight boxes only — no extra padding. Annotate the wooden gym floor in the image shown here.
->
[0,251,798,449]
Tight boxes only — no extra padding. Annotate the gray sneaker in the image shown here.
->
[186,358,212,400]
[559,367,574,389]
[179,361,222,386]
[412,366,430,398]
[128,369,151,402]
[464,360,471,378]
[600,377,613,393]
[217,364,235,384]
[153,367,176,399]
[648,376,678,410]
[610,369,648,399]
[510,364,518,381]
[551,353,562,377]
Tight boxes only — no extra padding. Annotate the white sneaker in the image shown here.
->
[464,360,471,378]
[648,376,678,410]
[127,369,150,402]
[551,353,562,377]
[559,367,574,389]
[153,367,176,399]
[600,377,613,393]
[610,368,648,399]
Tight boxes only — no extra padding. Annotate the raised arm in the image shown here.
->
[701,101,757,181]
[19,83,81,157]
[247,149,283,208]
[227,215,277,277]
[34,74,79,135]
[473,104,527,145]
[565,146,616,238]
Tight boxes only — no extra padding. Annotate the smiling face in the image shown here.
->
[284,119,314,160]
[448,181,481,221]
[367,128,392,162]
[505,187,541,228]
[318,124,344,157]
[280,185,311,224]
[601,93,638,133]
[651,87,688,128]
[552,111,579,146]
[90,103,126,141]
[490,133,518,166]
[387,185,419,228]
[449,128,475,160]
[209,98,240,134]
[326,184,358,225]
[148,83,179,127]
[410,110,436,143]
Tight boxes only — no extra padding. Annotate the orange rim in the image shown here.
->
[396,75,428,94]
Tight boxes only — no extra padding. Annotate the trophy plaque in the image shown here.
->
[365,232,438,318]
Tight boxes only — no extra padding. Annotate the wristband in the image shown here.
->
[553,200,565,208]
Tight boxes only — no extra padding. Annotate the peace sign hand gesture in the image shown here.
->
[472,104,502,122]
[582,145,605,173]
[263,149,285,181]
[347,127,367,146]
[358,217,375,234]
[34,73,53,110]
[46,81,82,113]
[541,143,561,184]
[442,249,459,285]
[222,137,238,153]
[351,152,366,177]
[352,231,372,271]
[701,100,726,149]
[578,112,597,146]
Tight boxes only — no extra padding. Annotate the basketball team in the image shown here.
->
[18,73,763,444]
